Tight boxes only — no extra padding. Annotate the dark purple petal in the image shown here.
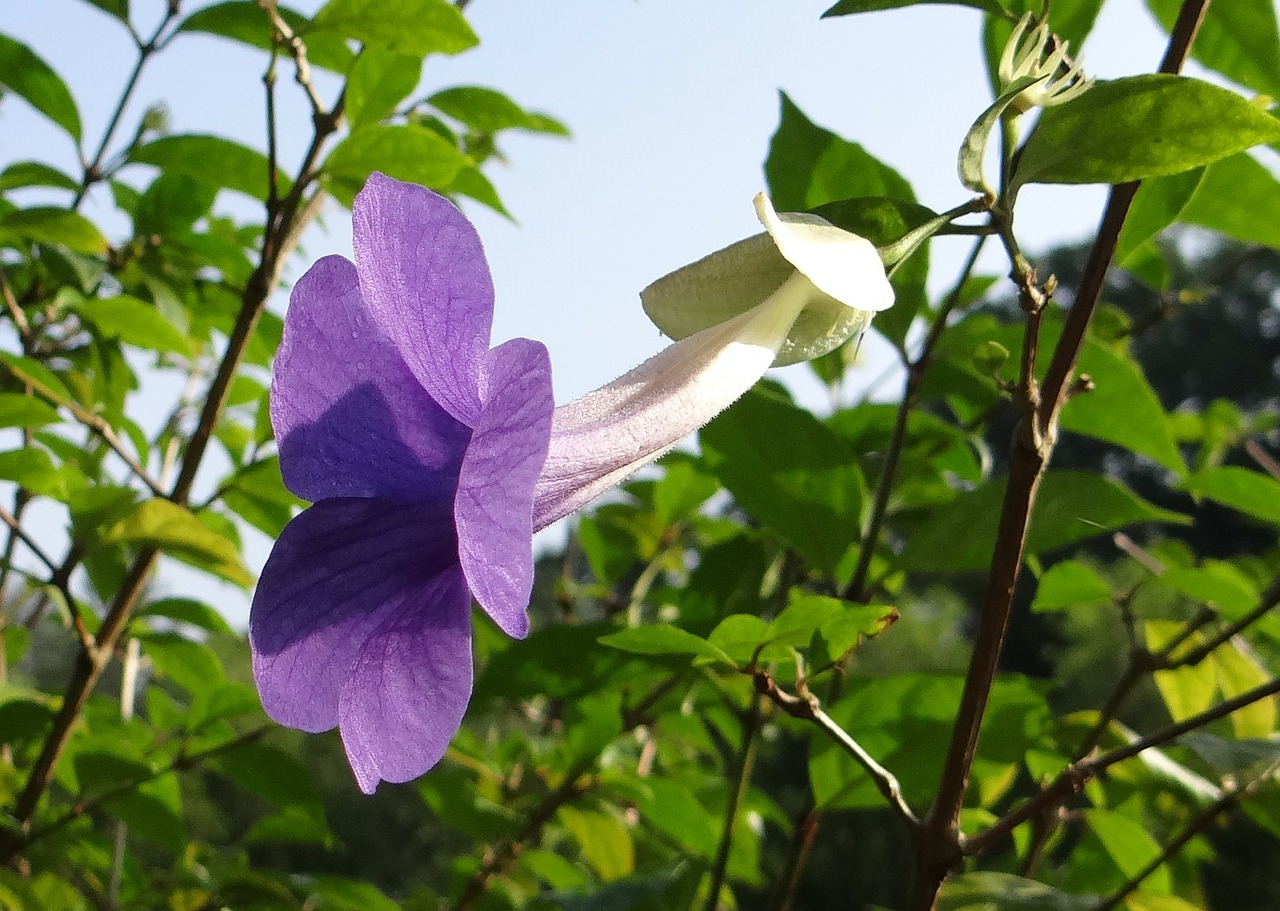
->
[455,338,553,639]
[353,172,493,427]
[271,254,470,503]
[339,566,472,793]
[250,496,459,735]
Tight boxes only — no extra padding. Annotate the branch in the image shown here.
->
[754,670,919,830]
[911,6,1212,905]
[703,697,761,911]
[965,672,1280,857]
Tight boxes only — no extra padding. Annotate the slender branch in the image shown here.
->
[965,672,1280,857]
[1246,439,1280,482]
[704,698,761,911]
[74,7,181,206]
[451,760,594,911]
[23,725,271,848]
[754,670,919,829]
[257,0,327,118]
[767,801,821,911]
[0,503,57,576]
[1093,785,1241,911]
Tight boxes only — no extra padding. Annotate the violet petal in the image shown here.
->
[270,254,470,503]
[250,496,458,735]
[354,172,493,427]
[456,338,554,639]
[339,565,472,793]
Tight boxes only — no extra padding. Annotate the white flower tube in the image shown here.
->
[531,194,894,529]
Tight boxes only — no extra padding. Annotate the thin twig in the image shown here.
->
[754,670,919,829]
[965,672,1280,857]
[0,503,57,576]
[256,0,327,118]
[703,697,761,911]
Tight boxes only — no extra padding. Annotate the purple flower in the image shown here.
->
[251,175,893,792]
[250,173,554,792]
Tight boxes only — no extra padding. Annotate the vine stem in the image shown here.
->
[909,3,1212,907]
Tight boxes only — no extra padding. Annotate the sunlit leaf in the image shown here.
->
[0,33,82,141]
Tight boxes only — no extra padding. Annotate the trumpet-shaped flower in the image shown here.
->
[250,173,893,792]
[998,12,1092,113]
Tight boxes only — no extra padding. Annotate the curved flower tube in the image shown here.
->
[250,173,893,791]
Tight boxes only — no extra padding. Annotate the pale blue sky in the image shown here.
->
[4,0,1172,622]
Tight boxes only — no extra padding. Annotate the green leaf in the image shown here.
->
[0,33,82,140]
[345,49,423,128]
[0,207,106,255]
[137,632,226,697]
[214,741,321,808]
[902,471,1190,571]
[129,133,291,202]
[0,353,75,405]
[937,872,1097,911]
[134,171,218,237]
[76,294,191,356]
[556,805,635,882]
[1181,466,1280,526]
[0,394,59,429]
[598,625,732,665]
[309,0,478,57]
[1061,339,1187,473]
[1085,808,1172,894]
[0,161,79,192]
[79,754,185,848]
[634,779,719,857]
[137,596,233,635]
[765,91,915,212]
[179,2,355,72]
[322,123,466,206]
[82,0,130,22]
[1147,621,1218,721]
[707,614,772,666]
[429,85,569,135]
[1032,560,1113,612]
[824,0,1010,16]
[700,388,866,580]
[1179,152,1280,250]
[1115,167,1205,266]
[1014,75,1280,187]
[0,448,74,500]
[100,498,252,586]
[1145,0,1280,98]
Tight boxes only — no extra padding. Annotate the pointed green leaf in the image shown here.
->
[700,388,866,580]
[1181,466,1280,526]
[959,75,1046,193]
[598,625,732,665]
[345,49,423,128]
[1015,75,1280,187]
[766,91,914,212]
[1032,560,1113,612]
[903,471,1189,571]
[77,294,191,356]
[1179,152,1280,250]
[824,0,1010,16]
[129,133,291,202]
[1115,167,1205,265]
[322,123,466,206]
[309,0,477,57]
[101,498,251,586]
[178,1,355,72]
[0,161,80,192]
[0,207,106,255]
[0,394,59,429]
[1145,0,1280,98]
[429,86,569,135]
[0,33,82,141]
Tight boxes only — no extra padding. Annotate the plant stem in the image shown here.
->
[910,5,1211,906]
[704,697,761,911]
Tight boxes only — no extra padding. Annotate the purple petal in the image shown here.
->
[339,566,472,793]
[271,254,470,503]
[456,338,554,639]
[250,496,459,735]
[353,172,493,427]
